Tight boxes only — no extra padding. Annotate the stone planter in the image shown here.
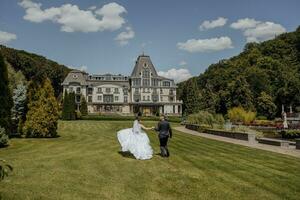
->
[204,129,256,143]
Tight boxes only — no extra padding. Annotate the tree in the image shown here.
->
[227,76,254,111]
[68,92,76,120]
[184,78,201,115]
[257,92,277,119]
[80,95,88,116]
[11,83,27,134]
[62,90,70,120]
[23,78,59,137]
[0,51,13,132]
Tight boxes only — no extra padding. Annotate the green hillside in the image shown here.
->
[0,45,71,97]
[178,26,300,117]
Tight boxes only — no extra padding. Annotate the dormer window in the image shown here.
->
[144,63,148,67]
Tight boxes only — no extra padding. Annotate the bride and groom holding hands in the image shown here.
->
[117,114,172,160]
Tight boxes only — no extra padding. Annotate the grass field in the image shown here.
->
[0,120,300,200]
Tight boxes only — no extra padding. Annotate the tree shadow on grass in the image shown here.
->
[118,151,136,159]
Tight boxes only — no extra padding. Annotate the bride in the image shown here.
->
[117,116,153,160]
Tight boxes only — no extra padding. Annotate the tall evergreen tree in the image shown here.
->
[80,95,88,116]
[68,92,76,120]
[184,78,201,115]
[11,83,27,134]
[62,90,70,120]
[23,78,59,137]
[0,51,13,132]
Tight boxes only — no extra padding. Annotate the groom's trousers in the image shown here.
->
[159,136,169,157]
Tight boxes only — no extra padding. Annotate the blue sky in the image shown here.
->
[0,0,300,82]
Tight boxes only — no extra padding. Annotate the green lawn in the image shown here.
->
[0,120,300,200]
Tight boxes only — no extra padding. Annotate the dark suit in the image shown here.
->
[155,120,172,157]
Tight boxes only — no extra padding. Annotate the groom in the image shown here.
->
[154,115,172,157]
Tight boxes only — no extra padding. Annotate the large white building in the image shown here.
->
[62,54,182,116]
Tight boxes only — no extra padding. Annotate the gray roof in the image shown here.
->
[131,55,158,77]
[62,70,88,85]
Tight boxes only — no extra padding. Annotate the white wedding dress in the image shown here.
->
[117,120,153,160]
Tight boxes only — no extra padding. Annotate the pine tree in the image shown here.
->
[184,78,201,115]
[68,92,76,120]
[0,51,13,132]
[62,90,70,120]
[23,78,59,137]
[11,83,27,134]
[80,95,88,116]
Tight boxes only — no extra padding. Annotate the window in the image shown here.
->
[160,88,163,94]
[163,81,170,87]
[152,79,158,86]
[114,88,119,93]
[114,96,119,101]
[169,89,174,95]
[88,88,93,95]
[173,105,176,113]
[76,95,81,103]
[143,79,150,86]
[106,88,111,93]
[142,69,150,78]
[124,96,128,103]
[123,88,128,95]
[76,87,81,94]
[97,95,102,101]
[143,96,146,101]
[73,74,78,79]
[69,87,74,93]
[147,96,150,101]
[103,95,113,103]
[169,97,174,102]
[97,88,102,93]
[88,96,92,102]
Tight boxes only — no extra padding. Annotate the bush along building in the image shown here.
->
[62,54,182,116]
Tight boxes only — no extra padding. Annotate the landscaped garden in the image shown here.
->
[0,120,299,200]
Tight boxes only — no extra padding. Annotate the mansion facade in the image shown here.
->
[62,54,182,115]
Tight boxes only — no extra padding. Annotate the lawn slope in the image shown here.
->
[0,120,299,200]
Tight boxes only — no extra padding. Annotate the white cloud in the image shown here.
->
[79,65,87,72]
[88,6,97,10]
[158,68,192,83]
[19,0,127,32]
[0,31,17,44]
[244,22,286,42]
[115,26,135,46]
[179,60,187,66]
[230,18,286,42]
[177,36,233,53]
[230,18,260,30]
[199,17,227,31]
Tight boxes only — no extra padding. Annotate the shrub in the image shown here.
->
[0,127,9,147]
[76,111,82,119]
[280,130,300,139]
[256,116,267,120]
[228,107,256,124]
[80,96,88,116]
[187,111,225,128]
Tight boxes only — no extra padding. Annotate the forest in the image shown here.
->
[178,26,300,119]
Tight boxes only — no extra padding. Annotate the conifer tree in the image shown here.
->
[184,78,201,115]
[80,95,88,116]
[62,90,70,120]
[23,78,59,137]
[68,92,76,120]
[0,51,13,132]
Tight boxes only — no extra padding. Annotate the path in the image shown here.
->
[174,126,300,158]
